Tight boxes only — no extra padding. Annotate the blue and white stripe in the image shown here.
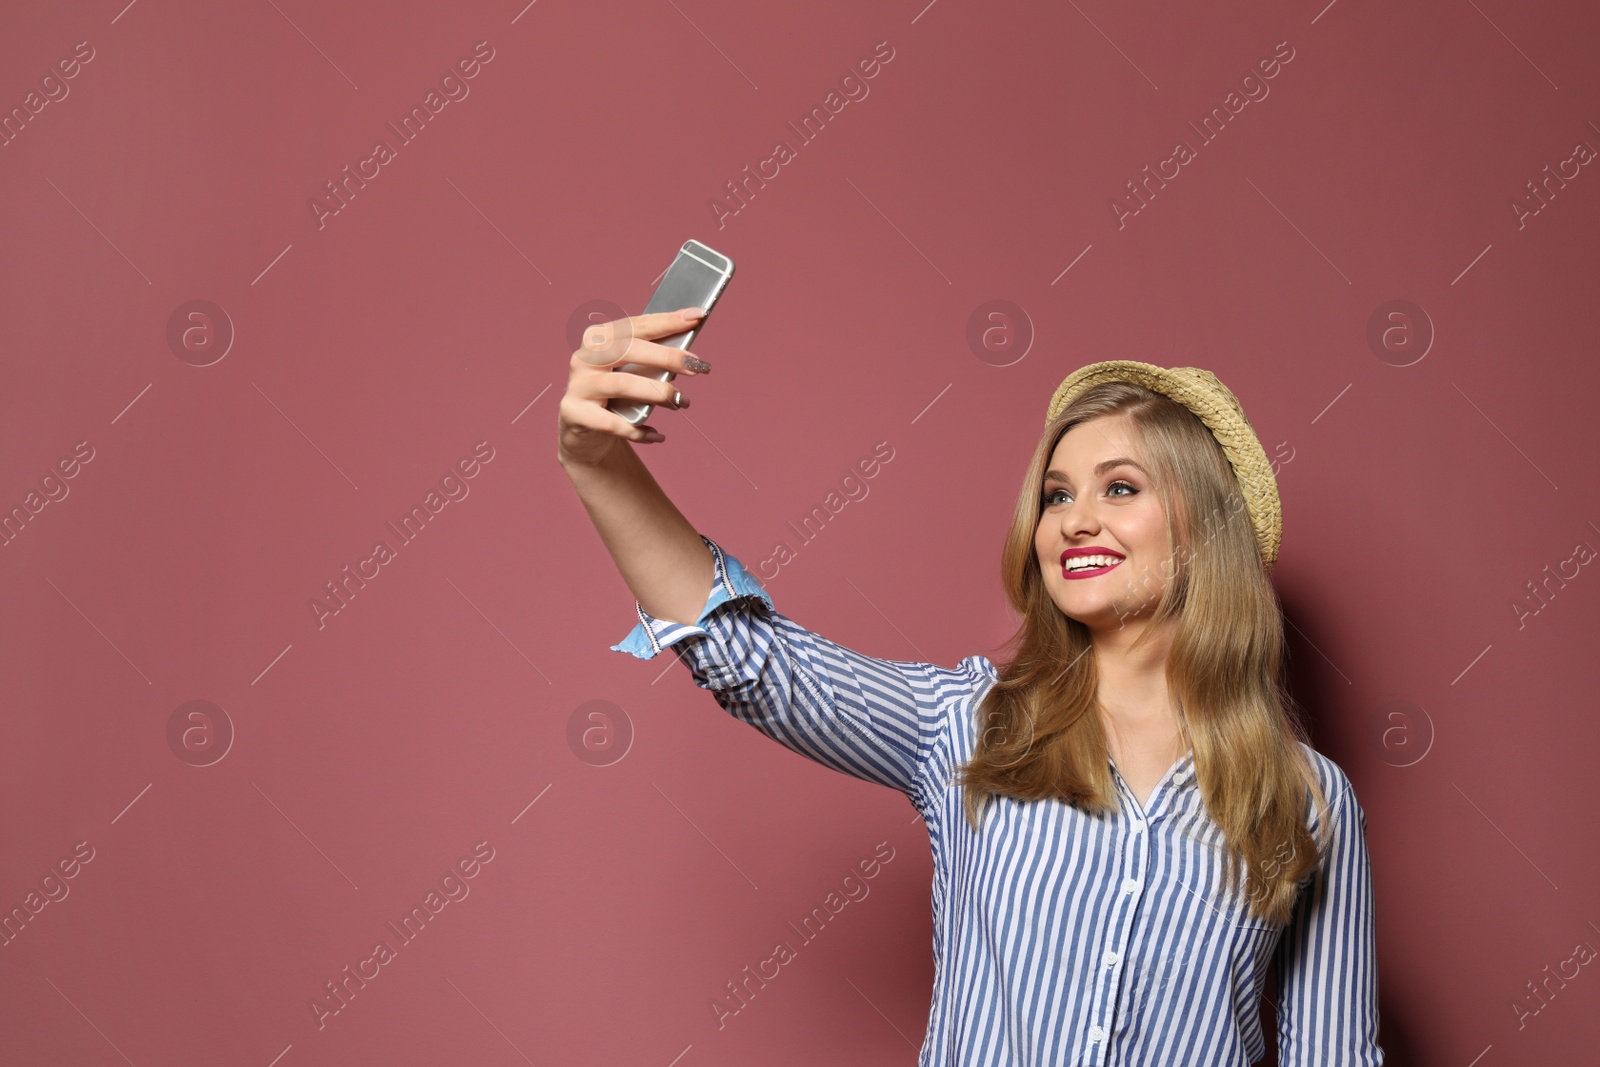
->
[613,534,1384,1065]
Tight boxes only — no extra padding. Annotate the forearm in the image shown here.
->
[561,443,714,627]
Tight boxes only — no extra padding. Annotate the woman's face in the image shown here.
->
[1033,414,1173,635]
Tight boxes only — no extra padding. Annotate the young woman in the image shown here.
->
[558,307,1384,1066]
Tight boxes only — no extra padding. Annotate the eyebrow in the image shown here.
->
[1042,458,1147,484]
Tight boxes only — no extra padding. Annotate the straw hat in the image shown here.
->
[1044,360,1282,571]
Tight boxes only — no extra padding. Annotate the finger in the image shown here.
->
[577,308,705,366]
[625,307,706,341]
[566,398,668,442]
[575,334,710,376]
[580,369,684,408]
[610,336,709,372]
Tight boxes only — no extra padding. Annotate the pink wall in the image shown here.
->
[3,0,1597,1063]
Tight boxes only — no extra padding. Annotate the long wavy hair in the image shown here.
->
[954,380,1333,926]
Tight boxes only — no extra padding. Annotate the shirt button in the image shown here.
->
[1130,819,1145,833]
[1103,949,1119,966]
[1088,1025,1105,1043]
[1123,878,1139,894]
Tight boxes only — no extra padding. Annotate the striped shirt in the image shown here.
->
[614,534,1384,1065]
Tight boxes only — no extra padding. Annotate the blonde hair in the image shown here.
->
[954,380,1332,925]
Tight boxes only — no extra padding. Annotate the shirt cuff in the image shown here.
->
[610,534,774,660]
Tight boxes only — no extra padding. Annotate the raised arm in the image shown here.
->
[557,307,718,628]
[558,308,990,802]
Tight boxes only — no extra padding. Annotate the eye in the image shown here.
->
[1041,481,1138,506]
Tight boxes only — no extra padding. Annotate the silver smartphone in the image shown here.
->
[605,239,735,426]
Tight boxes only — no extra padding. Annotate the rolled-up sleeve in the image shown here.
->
[610,533,775,668]
[1274,781,1385,1065]
[611,534,986,801]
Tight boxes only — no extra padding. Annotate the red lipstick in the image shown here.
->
[1060,546,1124,580]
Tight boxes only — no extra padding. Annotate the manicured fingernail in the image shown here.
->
[684,355,712,374]
[682,307,706,320]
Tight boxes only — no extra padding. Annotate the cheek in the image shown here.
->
[1128,505,1167,546]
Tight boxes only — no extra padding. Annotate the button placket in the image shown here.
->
[1084,802,1147,1060]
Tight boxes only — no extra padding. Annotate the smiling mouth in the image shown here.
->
[1062,556,1122,579]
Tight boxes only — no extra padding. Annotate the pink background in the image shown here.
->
[3,0,1598,1064]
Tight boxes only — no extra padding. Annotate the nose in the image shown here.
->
[1055,494,1101,539]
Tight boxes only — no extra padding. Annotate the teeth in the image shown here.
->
[1066,555,1121,571]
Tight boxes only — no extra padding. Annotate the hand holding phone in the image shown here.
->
[604,240,734,426]
[560,307,710,464]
